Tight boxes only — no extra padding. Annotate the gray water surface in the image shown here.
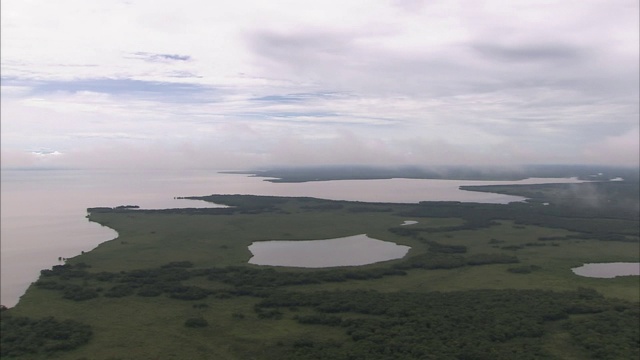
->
[571,262,640,278]
[248,234,411,268]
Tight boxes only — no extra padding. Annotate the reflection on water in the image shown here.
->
[571,262,640,278]
[248,234,411,268]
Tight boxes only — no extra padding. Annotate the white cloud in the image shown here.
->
[1,0,638,169]
[583,127,640,166]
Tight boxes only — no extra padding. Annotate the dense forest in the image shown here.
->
[6,258,636,359]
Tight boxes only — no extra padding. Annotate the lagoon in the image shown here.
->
[248,234,411,268]
[571,262,640,278]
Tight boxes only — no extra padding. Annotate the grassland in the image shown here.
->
[2,182,639,360]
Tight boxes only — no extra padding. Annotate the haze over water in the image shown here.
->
[0,169,585,307]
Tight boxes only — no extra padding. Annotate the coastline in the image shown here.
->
[1,169,633,308]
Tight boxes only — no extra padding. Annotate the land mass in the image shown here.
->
[231,164,640,183]
[2,178,638,359]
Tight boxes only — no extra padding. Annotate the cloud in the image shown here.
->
[583,127,640,166]
[129,52,191,62]
[1,0,638,170]
[472,43,586,63]
[25,78,212,100]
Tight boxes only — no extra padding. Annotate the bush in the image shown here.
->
[137,286,162,297]
[184,317,208,328]
[0,315,92,357]
[231,312,245,319]
[167,286,209,300]
[62,286,99,301]
[161,261,194,269]
[507,265,541,274]
[104,285,135,298]
[34,280,65,290]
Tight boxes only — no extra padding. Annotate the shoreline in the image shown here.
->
[1,171,634,307]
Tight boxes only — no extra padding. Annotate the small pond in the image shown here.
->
[248,234,411,268]
[571,262,640,278]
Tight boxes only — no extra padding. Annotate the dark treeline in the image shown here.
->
[87,206,238,215]
[396,200,639,240]
[0,313,92,357]
[538,233,636,243]
[240,164,639,183]
[403,252,518,268]
[256,288,639,360]
[32,247,519,303]
[186,195,397,214]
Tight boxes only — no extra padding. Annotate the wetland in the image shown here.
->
[1,166,639,360]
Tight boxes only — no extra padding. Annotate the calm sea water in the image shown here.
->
[0,169,584,307]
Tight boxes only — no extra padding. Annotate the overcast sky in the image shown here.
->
[1,0,638,170]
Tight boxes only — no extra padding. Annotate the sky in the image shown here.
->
[1,0,638,170]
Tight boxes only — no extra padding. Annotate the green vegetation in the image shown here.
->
[257,288,638,360]
[2,180,638,359]
[0,314,92,357]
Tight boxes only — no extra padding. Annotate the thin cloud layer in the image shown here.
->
[1,0,638,170]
